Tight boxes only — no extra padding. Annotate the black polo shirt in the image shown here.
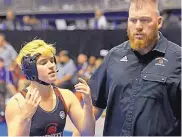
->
[89,32,181,136]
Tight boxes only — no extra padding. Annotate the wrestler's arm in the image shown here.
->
[61,89,95,136]
[72,48,112,136]
[72,106,104,136]
[93,106,104,120]
[6,89,41,136]
[5,96,31,136]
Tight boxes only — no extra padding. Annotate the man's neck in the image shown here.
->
[137,44,155,55]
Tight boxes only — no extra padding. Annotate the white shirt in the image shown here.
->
[97,15,108,29]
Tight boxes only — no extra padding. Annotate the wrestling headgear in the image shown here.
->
[21,53,56,85]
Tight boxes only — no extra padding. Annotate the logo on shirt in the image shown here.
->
[155,57,168,66]
[59,111,65,119]
[45,132,63,136]
[120,56,128,62]
[45,123,58,135]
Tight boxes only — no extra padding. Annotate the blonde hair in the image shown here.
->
[16,39,56,66]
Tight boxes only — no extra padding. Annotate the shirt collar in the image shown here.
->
[124,31,168,54]
[152,32,168,54]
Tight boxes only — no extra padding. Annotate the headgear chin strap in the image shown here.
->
[21,53,50,85]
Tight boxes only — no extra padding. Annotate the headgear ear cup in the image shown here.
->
[21,53,40,81]
[21,53,49,85]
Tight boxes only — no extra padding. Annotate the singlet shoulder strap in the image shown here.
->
[20,87,68,113]
[20,89,27,98]
[53,86,68,113]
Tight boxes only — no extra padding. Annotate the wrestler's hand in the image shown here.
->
[20,89,41,120]
[74,78,92,106]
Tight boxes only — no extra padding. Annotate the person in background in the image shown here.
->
[3,9,16,30]
[72,53,88,89]
[9,61,30,91]
[76,54,88,71]
[54,50,76,89]
[30,16,42,30]
[0,58,16,121]
[0,58,16,95]
[94,8,108,29]
[22,15,32,31]
[81,56,97,82]
[72,53,88,102]
[0,33,18,68]
[94,58,103,70]
[88,56,96,67]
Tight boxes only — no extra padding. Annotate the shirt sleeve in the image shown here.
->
[5,69,14,84]
[65,60,76,76]
[89,50,113,109]
[9,44,18,60]
[167,51,181,120]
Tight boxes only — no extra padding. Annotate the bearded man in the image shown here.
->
[73,0,181,136]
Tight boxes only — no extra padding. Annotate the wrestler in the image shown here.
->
[5,40,95,136]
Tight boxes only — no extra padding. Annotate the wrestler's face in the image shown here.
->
[36,55,56,83]
[127,3,163,51]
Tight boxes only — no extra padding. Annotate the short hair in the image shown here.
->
[59,50,70,57]
[16,40,56,66]
[129,0,160,15]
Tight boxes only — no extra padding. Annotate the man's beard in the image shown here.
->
[127,26,158,51]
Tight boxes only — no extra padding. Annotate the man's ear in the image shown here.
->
[157,16,163,29]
